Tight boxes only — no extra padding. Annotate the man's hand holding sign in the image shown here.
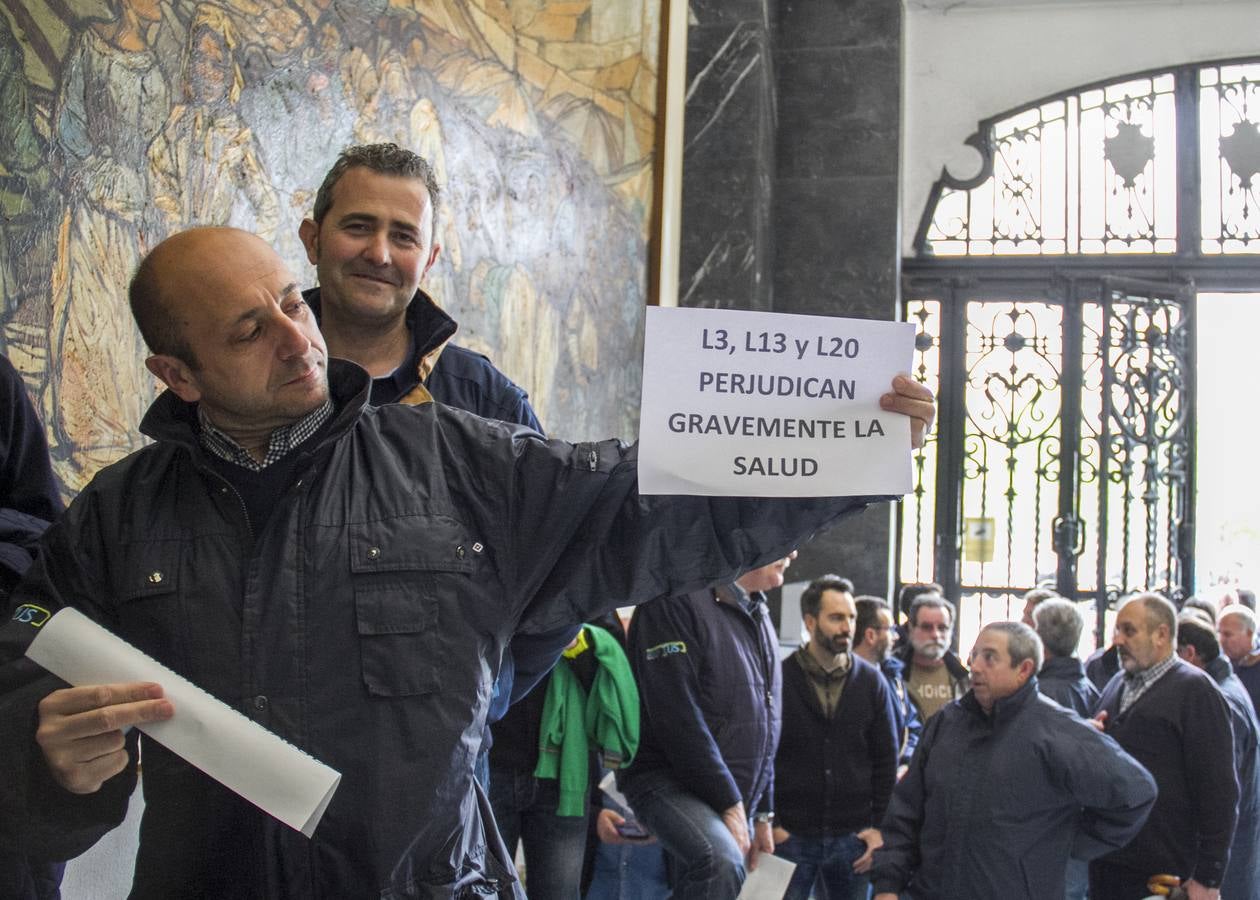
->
[639,307,932,496]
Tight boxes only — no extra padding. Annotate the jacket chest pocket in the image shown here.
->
[350,517,481,697]
[115,541,188,671]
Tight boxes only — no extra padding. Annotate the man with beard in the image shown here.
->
[774,576,898,900]
[855,595,921,774]
[893,594,969,722]
[1090,593,1239,900]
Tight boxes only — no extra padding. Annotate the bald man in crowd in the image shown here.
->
[1090,593,1239,900]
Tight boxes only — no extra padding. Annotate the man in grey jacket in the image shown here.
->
[872,622,1156,900]
[1,227,935,899]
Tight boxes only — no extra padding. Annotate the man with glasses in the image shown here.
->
[892,594,969,722]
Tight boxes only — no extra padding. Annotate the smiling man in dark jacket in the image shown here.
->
[0,227,937,900]
[872,622,1157,900]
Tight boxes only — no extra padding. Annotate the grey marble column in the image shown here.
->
[679,0,775,311]
[769,0,903,600]
[679,0,904,603]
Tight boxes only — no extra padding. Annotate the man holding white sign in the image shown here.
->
[0,226,933,899]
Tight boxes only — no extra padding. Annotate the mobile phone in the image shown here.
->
[615,818,650,840]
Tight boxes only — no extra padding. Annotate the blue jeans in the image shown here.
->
[626,775,746,900]
[489,767,590,900]
[777,832,869,900]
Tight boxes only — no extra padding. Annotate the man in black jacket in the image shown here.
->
[1176,615,1258,900]
[0,227,939,899]
[298,142,564,788]
[872,622,1157,900]
[1090,593,1240,900]
[774,575,897,900]
[618,556,793,900]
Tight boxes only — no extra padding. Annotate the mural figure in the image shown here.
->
[147,4,280,241]
[1,0,657,493]
[44,0,171,492]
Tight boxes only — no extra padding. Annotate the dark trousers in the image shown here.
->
[1089,861,1161,900]
[489,766,590,900]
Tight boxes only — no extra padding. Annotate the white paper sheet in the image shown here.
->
[26,608,340,837]
[736,853,797,900]
[638,307,915,497]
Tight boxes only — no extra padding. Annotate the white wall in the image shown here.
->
[902,0,1260,254]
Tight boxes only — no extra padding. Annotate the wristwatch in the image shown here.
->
[753,811,774,824]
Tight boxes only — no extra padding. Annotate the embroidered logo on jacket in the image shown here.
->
[11,604,51,628]
[645,641,687,660]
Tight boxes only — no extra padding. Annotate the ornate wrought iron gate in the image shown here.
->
[899,276,1194,646]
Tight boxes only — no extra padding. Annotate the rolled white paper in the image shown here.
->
[26,607,340,837]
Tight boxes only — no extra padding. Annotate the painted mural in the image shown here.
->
[0,0,657,494]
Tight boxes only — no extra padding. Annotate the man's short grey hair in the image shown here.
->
[982,621,1044,674]
[908,593,956,628]
[1032,598,1084,659]
[1220,604,1257,634]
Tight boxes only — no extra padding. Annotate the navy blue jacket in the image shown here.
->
[1037,655,1100,717]
[880,654,922,766]
[1092,660,1239,888]
[620,585,781,817]
[873,679,1157,899]
[775,651,898,837]
[0,361,873,898]
[0,356,62,586]
[1206,656,1259,900]
[307,287,563,718]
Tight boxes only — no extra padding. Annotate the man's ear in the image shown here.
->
[146,355,202,403]
[1017,658,1036,683]
[423,242,441,279]
[298,218,320,265]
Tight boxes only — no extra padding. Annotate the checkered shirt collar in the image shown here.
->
[197,400,333,471]
[1119,652,1179,715]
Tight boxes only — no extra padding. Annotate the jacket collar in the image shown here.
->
[1206,654,1234,686]
[961,675,1039,725]
[304,286,457,385]
[1040,655,1086,680]
[139,358,372,460]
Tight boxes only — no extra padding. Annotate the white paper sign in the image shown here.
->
[26,608,341,837]
[638,307,915,496]
[736,853,797,900]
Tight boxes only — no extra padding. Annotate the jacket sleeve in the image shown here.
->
[1185,679,1240,887]
[630,597,742,814]
[900,682,923,767]
[0,355,63,524]
[870,705,944,894]
[1039,711,1158,862]
[869,672,900,825]
[0,486,138,859]
[479,426,880,634]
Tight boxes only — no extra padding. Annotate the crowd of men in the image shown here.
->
[1,139,1257,900]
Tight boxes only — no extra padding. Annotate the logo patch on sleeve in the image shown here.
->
[12,604,52,628]
[645,641,687,660]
